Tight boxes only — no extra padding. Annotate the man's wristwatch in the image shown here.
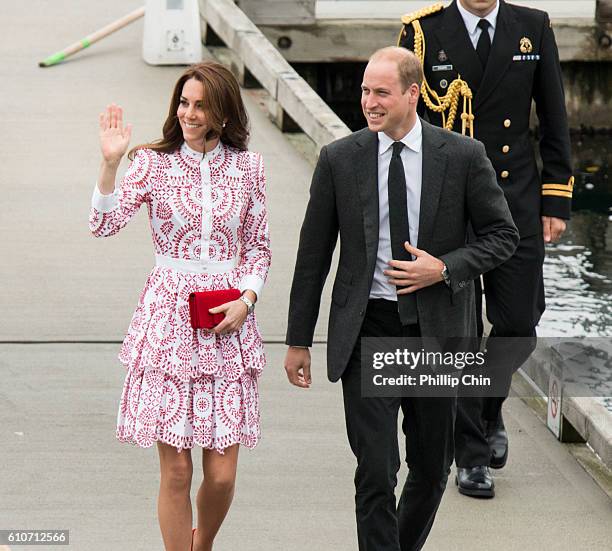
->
[239,294,255,314]
[441,263,451,287]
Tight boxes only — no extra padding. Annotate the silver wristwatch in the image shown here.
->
[239,294,255,314]
[441,264,451,287]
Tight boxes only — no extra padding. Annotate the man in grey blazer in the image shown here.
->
[284,47,519,551]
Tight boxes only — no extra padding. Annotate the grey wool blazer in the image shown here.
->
[286,119,519,382]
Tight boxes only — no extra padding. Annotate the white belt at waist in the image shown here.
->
[155,254,238,275]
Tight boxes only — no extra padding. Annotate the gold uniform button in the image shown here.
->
[501,170,509,179]
[502,145,510,153]
[503,119,511,128]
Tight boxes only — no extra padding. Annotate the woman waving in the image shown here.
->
[90,61,271,551]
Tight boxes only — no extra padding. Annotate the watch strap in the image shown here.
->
[239,294,255,314]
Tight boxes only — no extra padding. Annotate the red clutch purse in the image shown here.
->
[188,289,241,329]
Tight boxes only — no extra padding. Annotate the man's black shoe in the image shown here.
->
[486,416,508,469]
[455,466,495,498]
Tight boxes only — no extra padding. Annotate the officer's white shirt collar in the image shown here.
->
[378,117,422,156]
[456,0,499,36]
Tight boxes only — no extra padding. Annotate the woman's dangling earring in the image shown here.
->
[222,122,226,128]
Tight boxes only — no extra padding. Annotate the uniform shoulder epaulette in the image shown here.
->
[400,2,444,25]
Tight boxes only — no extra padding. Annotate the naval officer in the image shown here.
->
[398,0,573,498]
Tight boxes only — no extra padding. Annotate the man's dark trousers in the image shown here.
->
[455,233,543,467]
[341,299,455,551]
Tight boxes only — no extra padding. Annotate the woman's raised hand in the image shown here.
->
[99,104,132,165]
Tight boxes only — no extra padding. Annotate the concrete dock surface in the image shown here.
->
[1,1,610,550]
[2,344,611,550]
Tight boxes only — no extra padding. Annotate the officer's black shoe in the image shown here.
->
[455,466,495,498]
[486,416,508,469]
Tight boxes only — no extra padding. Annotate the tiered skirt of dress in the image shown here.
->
[115,265,265,454]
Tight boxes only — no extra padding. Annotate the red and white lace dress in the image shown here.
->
[89,141,271,453]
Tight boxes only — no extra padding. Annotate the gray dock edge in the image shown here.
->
[197,0,612,482]
[519,347,612,473]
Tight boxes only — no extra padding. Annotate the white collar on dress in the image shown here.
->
[180,139,223,161]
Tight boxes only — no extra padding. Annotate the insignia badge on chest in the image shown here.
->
[513,54,540,61]
[519,37,533,54]
[439,79,448,89]
[437,49,448,62]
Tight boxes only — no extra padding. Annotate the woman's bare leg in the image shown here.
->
[193,444,240,551]
[157,442,194,551]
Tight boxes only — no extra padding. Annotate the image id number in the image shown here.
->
[0,530,69,545]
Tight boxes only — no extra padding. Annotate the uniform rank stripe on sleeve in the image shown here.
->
[542,183,574,192]
[542,190,573,198]
[542,184,573,191]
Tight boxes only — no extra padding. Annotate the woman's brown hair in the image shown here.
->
[128,61,250,160]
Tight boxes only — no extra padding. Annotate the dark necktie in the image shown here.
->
[476,19,491,70]
[388,141,418,325]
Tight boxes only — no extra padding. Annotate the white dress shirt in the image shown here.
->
[370,118,423,301]
[456,0,499,48]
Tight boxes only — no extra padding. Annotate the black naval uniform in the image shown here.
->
[399,0,573,474]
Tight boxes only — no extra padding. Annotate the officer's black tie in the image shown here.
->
[388,141,418,325]
[476,19,492,69]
